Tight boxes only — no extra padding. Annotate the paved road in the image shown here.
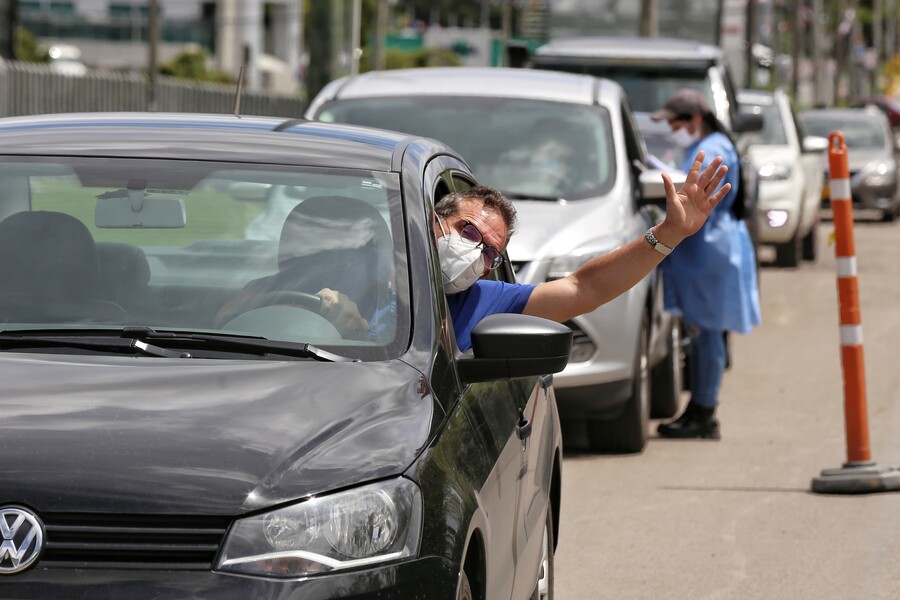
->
[554,213,900,600]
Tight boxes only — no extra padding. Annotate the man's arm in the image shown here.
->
[523,151,729,322]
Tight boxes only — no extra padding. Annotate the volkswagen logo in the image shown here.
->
[0,506,44,575]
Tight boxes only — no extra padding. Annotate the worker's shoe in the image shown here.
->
[656,402,720,440]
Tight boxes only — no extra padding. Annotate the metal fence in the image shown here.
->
[0,61,306,119]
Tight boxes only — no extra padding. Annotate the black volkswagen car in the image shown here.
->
[0,113,570,599]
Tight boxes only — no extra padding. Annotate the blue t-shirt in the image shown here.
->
[447,279,536,351]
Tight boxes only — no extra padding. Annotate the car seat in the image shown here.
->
[0,211,127,323]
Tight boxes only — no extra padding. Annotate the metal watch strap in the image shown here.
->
[644,228,673,256]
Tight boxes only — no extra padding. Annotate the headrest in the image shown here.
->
[278,196,391,270]
[0,211,100,300]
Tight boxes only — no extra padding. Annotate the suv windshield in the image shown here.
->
[317,96,616,200]
[739,100,788,146]
[0,158,407,360]
[533,63,716,114]
[801,116,888,150]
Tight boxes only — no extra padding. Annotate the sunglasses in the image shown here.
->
[458,220,505,271]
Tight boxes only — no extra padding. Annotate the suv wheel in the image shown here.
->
[586,312,650,453]
[801,220,818,262]
[774,230,801,267]
[651,317,684,419]
[531,506,555,600]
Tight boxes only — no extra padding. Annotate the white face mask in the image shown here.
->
[671,126,701,149]
[437,218,484,294]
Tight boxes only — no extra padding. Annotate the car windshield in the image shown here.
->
[740,100,789,146]
[535,63,714,114]
[801,116,887,150]
[0,157,407,361]
[317,96,616,200]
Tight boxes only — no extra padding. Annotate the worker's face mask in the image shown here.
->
[436,217,484,294]
[671,125,701,149]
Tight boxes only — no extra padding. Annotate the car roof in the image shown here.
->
[534,36,723,62]
[317,67,616,107]
[0,112,433,170]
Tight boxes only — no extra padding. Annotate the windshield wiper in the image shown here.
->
[0,327,359,362]
[0,332,190,358]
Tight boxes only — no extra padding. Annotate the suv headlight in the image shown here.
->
[863,161,896,187]
[758,163,792,181]
[547,238,621,280]
[217,478,422,578]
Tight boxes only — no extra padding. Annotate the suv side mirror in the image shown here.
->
[733,110,764,134]
[638,168,686,205]
[802,135,829,154]
[457,314,573,383]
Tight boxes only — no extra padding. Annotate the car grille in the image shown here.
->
[40,513,231,570]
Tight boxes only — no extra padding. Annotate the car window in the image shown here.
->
[317,96,616,200]
[1,157,408,360]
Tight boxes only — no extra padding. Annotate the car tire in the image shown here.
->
[774,230,801,267]
[586,312,650,454]
[801,220,818,262]
[651,317,683,419]
[531,506,555,600]
[882,202,899,223]
[457,570,474,600]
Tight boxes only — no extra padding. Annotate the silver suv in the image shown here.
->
[306,67,685,453]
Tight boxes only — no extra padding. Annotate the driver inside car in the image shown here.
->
[299,153,731,351]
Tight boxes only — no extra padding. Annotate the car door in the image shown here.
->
[426,159,541,600]
[449,169,556,600]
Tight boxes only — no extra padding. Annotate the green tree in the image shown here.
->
[159,47,234,84]
[14,28,50,63]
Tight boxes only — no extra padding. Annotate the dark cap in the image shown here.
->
[650,88,712,122]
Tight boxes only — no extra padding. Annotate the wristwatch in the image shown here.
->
[644,228,674,256]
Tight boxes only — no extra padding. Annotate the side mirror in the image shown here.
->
[638,168,686,205]
[456,314,573,384]
[802,135,829,154]
[733,110,764,134]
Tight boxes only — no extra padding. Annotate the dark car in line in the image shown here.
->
[0,112,571,600]
[801,107,900,222]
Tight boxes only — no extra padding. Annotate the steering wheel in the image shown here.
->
[218,291,323,327]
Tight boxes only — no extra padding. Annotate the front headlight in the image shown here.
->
[217,478,422,578]
[547,239,621,280]
[863,161,896,186]
[758,163,792,181]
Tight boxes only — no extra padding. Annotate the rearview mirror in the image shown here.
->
[733,110,764,134]
[95,196,186,228]
[457,314,572,383]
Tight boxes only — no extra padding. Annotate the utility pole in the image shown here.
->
[812,0,825,105]
[147,0,159,111]
[874,0,883,92]
[374,0,388,71]
[350,0,362,75]
[745,0,756,88]
[640,0,658,37]
[792,0,803,99]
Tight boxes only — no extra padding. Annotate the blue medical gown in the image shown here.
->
[662,132,761,334]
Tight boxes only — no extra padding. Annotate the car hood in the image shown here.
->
[506,197,631,263]
[847,149,893,172]
[1,354,434,515]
